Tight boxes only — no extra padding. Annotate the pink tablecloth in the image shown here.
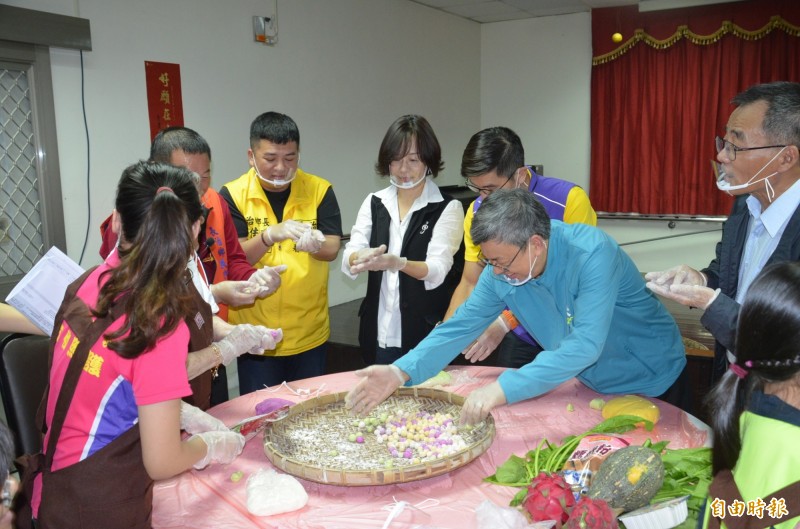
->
[152,366,707,529]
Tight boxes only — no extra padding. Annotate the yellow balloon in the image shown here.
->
[612,32,623,43]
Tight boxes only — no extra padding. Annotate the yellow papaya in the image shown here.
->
[601,395,660,425]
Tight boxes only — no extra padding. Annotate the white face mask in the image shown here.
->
[714,146,786,202]
[252,155,297,187]
[389,167,428,190]
[514,167,530,190]
[501,243,536,287]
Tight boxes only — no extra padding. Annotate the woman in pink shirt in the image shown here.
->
[23,162,246,529]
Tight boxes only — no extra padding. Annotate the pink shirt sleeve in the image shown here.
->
[129,323,192,406]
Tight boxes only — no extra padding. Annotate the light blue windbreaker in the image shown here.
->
[394,221,685,404]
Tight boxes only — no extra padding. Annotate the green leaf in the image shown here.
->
[485,414,686,509]
[649,447,712,529]
[510,488,527,507]
[648,440,670,453]
[590,414,654,433]
[494,454,528,484]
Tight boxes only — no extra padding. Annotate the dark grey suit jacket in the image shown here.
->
[701,194,800,382]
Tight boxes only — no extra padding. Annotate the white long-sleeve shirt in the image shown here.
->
[342,180,464,348]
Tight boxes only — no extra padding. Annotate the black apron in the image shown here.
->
[14,268,213,529]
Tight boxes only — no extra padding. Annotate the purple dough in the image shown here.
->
[256,397,294,415]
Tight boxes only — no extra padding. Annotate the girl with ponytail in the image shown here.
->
[26,162,247,529]
[702,261,800,529]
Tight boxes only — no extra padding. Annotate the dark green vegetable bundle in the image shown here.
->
[485,421,712,529]
[647,444,713,529]
[484,415,654,506]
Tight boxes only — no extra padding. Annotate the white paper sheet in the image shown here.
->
[5,246,84,336]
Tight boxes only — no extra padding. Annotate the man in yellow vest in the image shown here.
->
[221,112,343,394]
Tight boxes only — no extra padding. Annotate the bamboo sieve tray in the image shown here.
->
[263,387,495,486]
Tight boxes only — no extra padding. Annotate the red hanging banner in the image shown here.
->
[144,61,184,141]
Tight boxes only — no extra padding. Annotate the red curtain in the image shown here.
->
[590,0,800,215]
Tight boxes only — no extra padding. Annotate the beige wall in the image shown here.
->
[6,0,718,305]
[4,0,482,305]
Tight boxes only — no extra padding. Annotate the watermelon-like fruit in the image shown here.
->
[588,446,664,512]
[565,497,619,529]
[523,471,576,527]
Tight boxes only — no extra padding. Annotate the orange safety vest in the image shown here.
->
[202,188,230,320]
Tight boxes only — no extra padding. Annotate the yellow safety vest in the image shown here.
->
[224,168,331,356]
[463,185,596,262]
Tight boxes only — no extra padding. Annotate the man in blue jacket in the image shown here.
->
[346,189,688,423]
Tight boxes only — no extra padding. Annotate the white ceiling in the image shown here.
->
[408,0,745,23]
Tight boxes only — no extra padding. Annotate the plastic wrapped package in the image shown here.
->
[245,468,308,516]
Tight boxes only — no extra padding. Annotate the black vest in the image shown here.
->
[358,194,464,364]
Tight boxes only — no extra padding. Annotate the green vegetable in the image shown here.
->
[230,471,244,482]
[588,446,664,511]
[485,414,654,505]
[650,447,712,529]
[487,418,710,529]
[567,403,575,412]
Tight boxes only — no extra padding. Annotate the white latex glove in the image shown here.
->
[644,264,706,288]
[266,220,310,243]
[180,401,228,435]
[460,381,506,426]
[191,430,246,470]
[216,324,274,364]
[344,365,406,416]
[350,244,407,274]
[463,317,509,363]
[348,247,383,274]
[248,265,287,297]
[210,280,259,307]
[295,229,326,253]
[250,327,283,354]
[646,282,720,309]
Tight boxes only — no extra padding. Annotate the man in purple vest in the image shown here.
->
[444,127,597,367]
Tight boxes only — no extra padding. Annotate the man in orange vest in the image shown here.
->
[99,127,285,402]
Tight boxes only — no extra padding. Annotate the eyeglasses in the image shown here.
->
[715,136,786,161]
[464,174,513,195]
[478,244,525,275]
[2,476,12,512]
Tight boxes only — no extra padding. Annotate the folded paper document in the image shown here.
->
[6,246,84,336]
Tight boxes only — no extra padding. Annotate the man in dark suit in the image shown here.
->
[646,81,800,383]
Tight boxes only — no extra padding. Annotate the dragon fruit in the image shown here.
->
[564,497,619,529]
[523,472,576,527]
